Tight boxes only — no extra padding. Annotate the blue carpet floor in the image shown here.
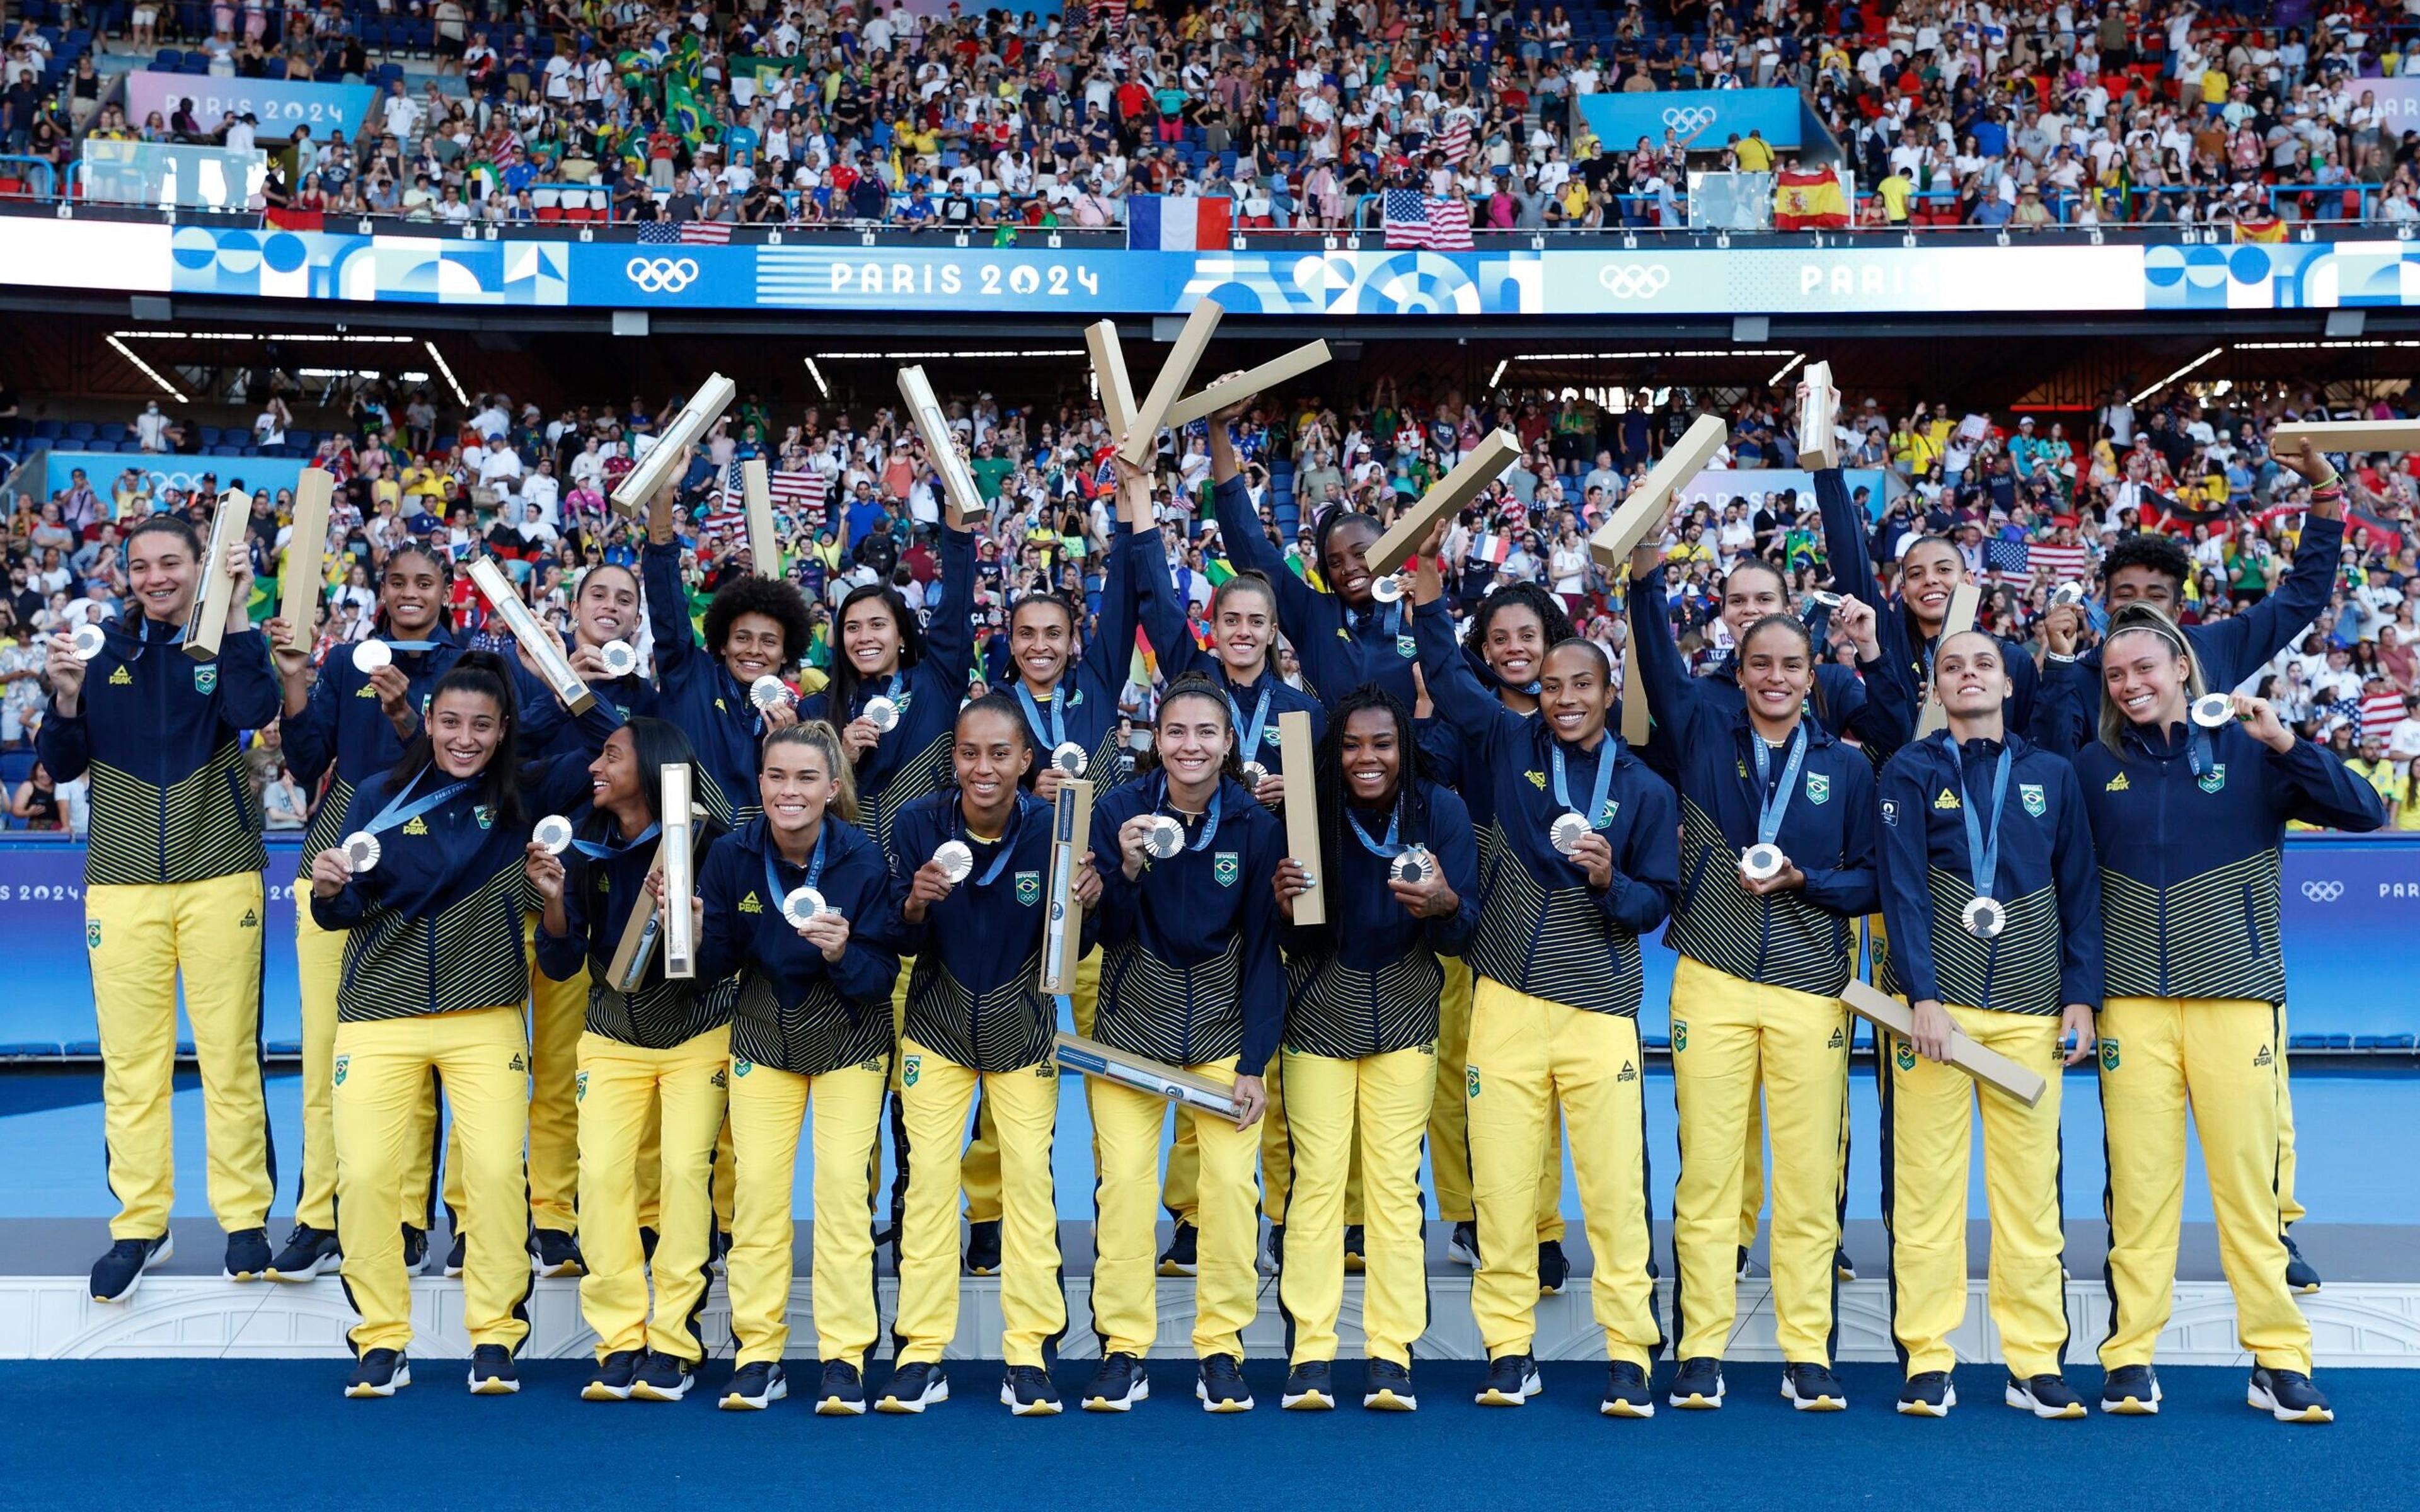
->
[0,1360,2405,1511]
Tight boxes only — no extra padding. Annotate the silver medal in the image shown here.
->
[1961,895,2007,940]
[749,673,792,712]
[2189,693,2234,729]
[1550,811,1593,856]
[780,886,828,927]
[1369,573,1407,604]
[598,638,638,678]
[1805,589,1844,610]
[69,622,107,662]
[351,639,393,675]
[1141,815,1185,860]
[932,839,974,885]
[532,815,575,856]
[1050,741,1088,776]
[1241,760,1270,789]
[1739,842,1787,881]
[1389,845,1434,885]
[2050,581,2087,608]
[862,694,901,732]
[342,830,382,873]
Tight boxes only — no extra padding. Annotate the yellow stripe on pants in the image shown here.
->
[1278,1045,1432,1366]
[960,949,1097,1226]
[576,1025,730,1364]
[1882,1005,2066,1379]
[87,873,274,1239]
[333,1005,531,1355]
[297,900,439,1232]
[2096,996,2309,1375]
[725,1056,886,1367]
[1088,1058,1257,1358]
[1466,979,1659,1366]
[1434,954,1565,1240]
[1668,956,1848,1363]
[896,1040,1064,1367]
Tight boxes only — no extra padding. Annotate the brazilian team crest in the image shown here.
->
[1213,851,1240,887]
[903,1054,921,1088]
[2019,782,2046,818]
[575,1070,588,1102]
[1805,772,1830,805]
[333,1054,349,1087]
[2198,764,2227,794]
[193,664,217,694]
[86,920,101,951]
[1397,634,1417,658]
[2100,1038,2121,1072]
[1894,1040,1918,1072]
[734,1058,753,1077]
[1014,870,1041,907]
[1671,1021,1688,1053]
[1466,1066,1481,1099]
[473,805,495,830]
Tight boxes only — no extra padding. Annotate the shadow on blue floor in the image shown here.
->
[1,1360,2406,1511]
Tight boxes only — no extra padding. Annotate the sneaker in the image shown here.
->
[2283,1232,2322,1294]
[90,1234,172,1303]
[531,1228,584,1278]
[1601,1361,1656,1418]
[468,1344,520,1395]
[1262,1222,1285,1275]
[815,1359,867,1416]
[1536,1239,1569,1295]
[267,1223,340,1282]
[1000,1363,1062,1416]
[1782,1361,1848,1412]
[878,1361,949,1414]
[630,1351,696,1402]
[1667,1355,1725,1409]
[223,1227,272,1282]
[1342,1225,1365,1274]
[1835,1244,1857,1281]
[442,1230,466,1279]
[1475,1353,1541,1407]
[1083,1351,1150,1412]
[720,1361,786,1411]
[1362,1358,1417,1411]
[2100,1364,2161,1416]
[1446,1220,1480,1268]
[401,1225,428,1274]
[1736,1245,1765,1280]
[1157,1221,1199,1277]
[964,1219,1002,1276]
[2249,1366,2334,1424]
[1897,1371,1957,1417]
[1196,1353,1253,1412]
[710,1230,731,1275]
[1281,1359,1335,1411]
[2005,1373,2087,1419]
[344,1349,410,1399]
[582,1350,642,1402]
[638,1225,660,1264]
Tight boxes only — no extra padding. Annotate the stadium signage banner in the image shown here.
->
[42,451,312,502]
[7,221,2420,316]
[1579,88,1804,151]
[122,73,380,139]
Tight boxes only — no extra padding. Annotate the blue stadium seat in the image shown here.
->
[86,439,117,454]
[31,419,61,440]
[198,425,222,447]
[0,750,37,790]
[62,421,93,442]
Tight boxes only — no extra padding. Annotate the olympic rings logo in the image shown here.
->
[625,256,700,293]
[1596,263,1674,299]
[2301,880,2343,903]
[1662,105,1718,135]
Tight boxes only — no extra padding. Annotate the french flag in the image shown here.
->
[1127,195,1233,250]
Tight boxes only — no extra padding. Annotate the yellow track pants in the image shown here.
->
[1277,1045,1432,1366]
[1435,954,1564,1240]
[726,1057,886,1367]
[575,1026,729,1364]
[1088,1058,1257,1358]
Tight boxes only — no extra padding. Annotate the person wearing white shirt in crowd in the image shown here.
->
[476,433,524,487]
[521,455,562,529]
[471,394,509,440]
[130,401,171,453]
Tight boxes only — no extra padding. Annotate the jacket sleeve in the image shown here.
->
[2194,513,2344,690]
[1413,595,1520,755]
[1085,786,1141,951]
[510,655,572,753]
[1426,787,1482,957]
[1598,765,1676,934]
[1624,563,1714,779]
[1797,755,1880,917]
[1875,753,1943,1004]
[643,540,703,683]
[216,629,282,731]
[1814,465,1880,600]
[2269,735,2389,832]
[1129,524,1211,678]
[307,782,382,931]
[918,524,976,694]
[1209,472,1325,647]
[1081,523,1146,695]
[2051,759,2105,1011]
[692,841,743,985]
[282,661,340,789]
[882,811,935,956]
[2004,643,2038,733]
[35,696,89,784]
[534,856,589,981]
[2026,655,2092,758]
[829,850,903,1008]
[1235,815,1288,1079]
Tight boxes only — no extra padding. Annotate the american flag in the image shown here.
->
[637,219,734,246]
[705,461,829,539]
[1381,188,1473,251]
[768,466,829,524]
[1983,537,2091,583]
[1434,110,1474,164]
[2362,689,2404,743]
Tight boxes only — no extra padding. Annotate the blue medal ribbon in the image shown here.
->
[1015,680,1067,752]
[1550,738,1620,830]
[1154,771,1224,852]
[570,820,660,860]
[1347,806,1403,859]
[1751,723,1810,847]
[363,766,475,837]
[954,800,1022,887]
[1224,678,1273,761]
[1945,740,2014,902]
[764,822,831,914]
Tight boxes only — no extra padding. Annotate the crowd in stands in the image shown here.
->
[11,0,2420,231]
[3,355,2416,830]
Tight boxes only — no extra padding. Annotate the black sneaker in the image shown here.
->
[1835,1244,1858,1281]
[878,1360,949,1414]
[964,1219,1003,1276]
[720,1361,786,1411]
[638,1225,660,1264]
[1262,1222,1285,1275]
[1475,1353,1541,1407]
[2005,1373,2087,1419]
[1736,1245,1763,1280]
[1362,1358,1417,1411]
[815,1359,867,1416]
[711,1230,731,1275]
[2249,1366,2334,1424]
[1000,1363,1062,1416]
[1897,1371,1957,1417]
[468,1344,520,1395]
[531,1228,584,1278]
[1601,1361,1656,1418]
[1083,1351,1150,1412]
[1782,1361,1848,1412]
[1157,1221,1199,1277]
[630,1351,695,1402]
[2284,1232,2322,1294]
[1447,1220,1480,1268]
[1668,1355,1725,1409]
[1281,1359,1335,1411]
[267,1223,340,1282]
[582,1350,642,1402]
[401,1225,428,1274]
[2101,1363,2161,1416]
[223,1227,272,1282]
[344,1349,410,1399]
[1537,1239,1569,1295]
[1342,1225,1366,1274]
[442,1230,466,1279]
[90,1234,171,1303]
[1196,1353,1253,1413]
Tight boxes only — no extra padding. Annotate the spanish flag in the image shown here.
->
[2233,212,2289,244]
[1773,169,1850,230]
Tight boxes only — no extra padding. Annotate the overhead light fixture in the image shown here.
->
[1768,352,1807,386]
[423,339,469,406]
[105,334,186,402]
[804,357,831,398]
[1505,350,1797,362]
[2129,346,2222,406]
[112,329,417,343]
[816,349,1086,360]
[1487,358,1509,389]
